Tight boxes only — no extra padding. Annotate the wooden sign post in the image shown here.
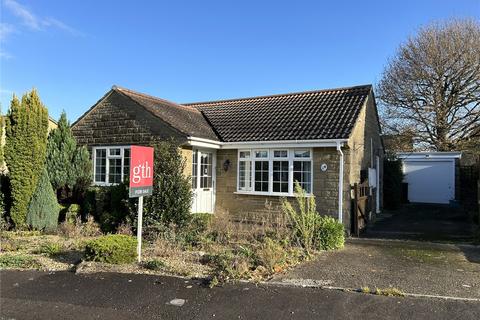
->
[129,145,154,263]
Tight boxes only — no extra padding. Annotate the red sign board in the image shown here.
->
[129,146,154,198]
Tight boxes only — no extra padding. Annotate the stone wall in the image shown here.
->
[72,90,186,150]
[347,92,384,216]
[215,147,352,227]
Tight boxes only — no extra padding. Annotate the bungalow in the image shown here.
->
[71,84,384,233]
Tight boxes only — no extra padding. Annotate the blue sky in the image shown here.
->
[1,0,479,121]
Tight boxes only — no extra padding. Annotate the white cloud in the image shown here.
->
[0,49,13,59]
[0,23,16,41]
[3,0,40,30]
[2,0,83,36]
[42,17,84,37]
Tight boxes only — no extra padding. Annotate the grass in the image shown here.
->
[37,242,63,257]
[359,286,405,297]
[0,254,42,269]
[142,259,167,271]
[391,247,448,263]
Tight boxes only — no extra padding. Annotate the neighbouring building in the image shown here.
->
[71,85,384,233]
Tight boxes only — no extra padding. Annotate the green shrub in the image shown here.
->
[254,238,286,271]
[314,216,345,250]
[26,168,59,232]
[180,213,212,247]
[89,184,136,233]
[0,174,12,230]
[5,90,49,228]
[38,242,62,257]
[143,259,166,271]
[65,204,80,224]
[206,250,251,281]
[85,234,137,264]
[145,139,193,229]
[281,182,318,254]
[0,254,41,269]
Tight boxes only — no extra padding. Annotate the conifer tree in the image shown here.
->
[46,111,92,200]
[27,167,59,231]
[5,90,49,228]
[0,111,4,168]
[46,112,77,192]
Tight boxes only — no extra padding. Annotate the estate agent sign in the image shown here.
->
[129,145,154,197]
[129,145,154,262]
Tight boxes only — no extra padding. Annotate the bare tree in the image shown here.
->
[377,19,480,151]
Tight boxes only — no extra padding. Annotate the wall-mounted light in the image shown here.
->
[223,159,231,172]
[223,159,230,172]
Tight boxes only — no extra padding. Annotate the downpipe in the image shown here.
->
[336,142,344,223]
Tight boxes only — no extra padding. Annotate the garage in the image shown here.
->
[397,152,462,204]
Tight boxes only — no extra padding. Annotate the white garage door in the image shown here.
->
[403,160,454,204]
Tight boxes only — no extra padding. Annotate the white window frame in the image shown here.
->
[92,146,131,186]
[236,148,313,196]
[238,150,252,191]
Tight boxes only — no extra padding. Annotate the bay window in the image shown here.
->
[93,146,131,185]
[237,148,313,195]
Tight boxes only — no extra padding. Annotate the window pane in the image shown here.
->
[294,150,310,158]
[239,160,252,191]
[109,148,121,156]
[274,150,288,158]
[254,150,268,158]
[108,158,122,184]
[123,148,130,181]
[95,149,106,182]
[192,150,197,189]
[273,160,289,193]
[293,161,312,193]
[239,151,250,159]
[200,152,212,188]
[254,160,269,192]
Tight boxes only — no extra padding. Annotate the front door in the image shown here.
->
[191,149,216,213]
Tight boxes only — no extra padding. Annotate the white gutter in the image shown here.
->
[187,136,349,149]
[336,141,344,223]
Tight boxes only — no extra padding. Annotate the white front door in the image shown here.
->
[191,149,216,213]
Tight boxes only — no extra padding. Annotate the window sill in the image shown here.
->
[234,191,313,197]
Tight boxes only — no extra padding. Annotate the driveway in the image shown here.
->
[363,204,476,243]
[2,270,480,319]
[272,238,480,299]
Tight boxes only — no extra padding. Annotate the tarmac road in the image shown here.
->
[1,270,479,320]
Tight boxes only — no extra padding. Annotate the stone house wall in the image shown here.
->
[214,147,352,228]
[347,93,384,216]
[72,90,187,150]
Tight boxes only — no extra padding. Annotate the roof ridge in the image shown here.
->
[112,85,201,113]
[182,84,372,106]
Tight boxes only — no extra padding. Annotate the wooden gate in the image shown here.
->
[352,181,371,236]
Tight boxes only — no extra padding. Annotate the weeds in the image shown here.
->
[143,259,167,271]
[0,254,41,269]
[281,182,318,254]
[38,242,63,257]
[360,286,405,297]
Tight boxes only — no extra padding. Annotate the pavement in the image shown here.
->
[272,238,480,299]
[273,204,480,300]
[1,270,480,320]
[362,204,476,243]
